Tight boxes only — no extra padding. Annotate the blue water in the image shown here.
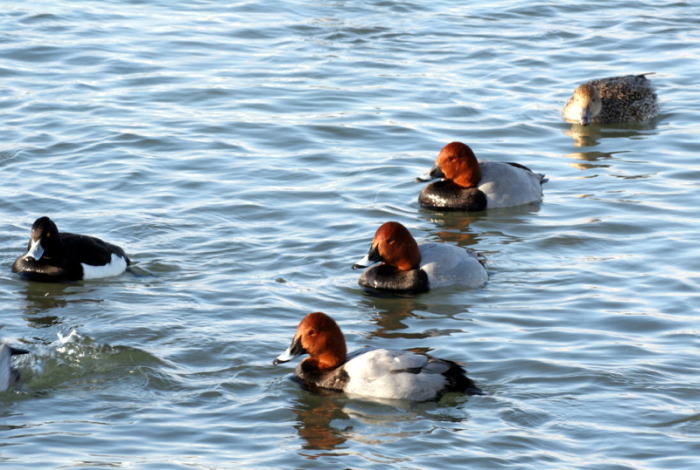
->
[1,1,699,468]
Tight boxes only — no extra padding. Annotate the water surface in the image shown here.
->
[1,1,699,468]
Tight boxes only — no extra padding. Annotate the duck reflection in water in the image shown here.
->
[564,150,614,171]
[18,281,72,329]
[563,118,659,148]
[358,296,429,340]
[418,209,482,246]
[358,297,466,341]
[292,394,350,453]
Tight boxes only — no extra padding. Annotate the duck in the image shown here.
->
[273,312,482,401]
[12,216,130,282]
[352,221,487,293]
[0,343,29,391]
[562,74,658,125]
[417,142,546,211]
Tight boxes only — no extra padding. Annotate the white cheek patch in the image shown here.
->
[81,253,128,279]
[24,239,44,260]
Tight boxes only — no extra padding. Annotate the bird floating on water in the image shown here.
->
[562,74,658,126]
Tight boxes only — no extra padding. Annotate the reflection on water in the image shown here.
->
[358,296,425,339]
[293,394,349,453]
[18,281,71,327]
[425,212,482,246]
[292,389,473,461]
[22,313,61,329]
[418,208,483,242]
[565,124,603,147]
[357,297,465,340]
[564,120,660,147]
[16,280,110,329]
[565,150,614,171]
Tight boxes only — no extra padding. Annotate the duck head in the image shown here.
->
[274,312,347,370]
[567,84,602,126]
[23,216,61,261]
[352,221,421,272]
[417,142,481,188]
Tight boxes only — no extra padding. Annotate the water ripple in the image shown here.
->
[0,0,699,468]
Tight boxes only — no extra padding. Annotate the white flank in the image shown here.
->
[24,238,44,260]
[478,161,544,208]
[419,243,488,289]
[343,349,446,401]
[81,253,128,279]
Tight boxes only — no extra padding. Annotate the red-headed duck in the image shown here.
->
[12,216,130,282]
[352,221,487,293]
[0,343,29,391]
[417,142,546,211]
[273,312,482,401]
[562,74,658,125]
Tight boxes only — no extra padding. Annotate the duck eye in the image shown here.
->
[307,329,317,337]
[46,232,51,238]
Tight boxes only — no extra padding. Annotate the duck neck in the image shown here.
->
[305,349,346,371]
[452,165,481,188]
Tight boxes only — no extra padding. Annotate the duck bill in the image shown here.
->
[24,238,44,261]
[579,108,591,126]
[352,244,381,270]
[273,335,306,365]
[352,254,374,270]
[415,164,445,182]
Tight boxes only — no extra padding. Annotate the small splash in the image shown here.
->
[8,329,175,398]
[56,329,80,347]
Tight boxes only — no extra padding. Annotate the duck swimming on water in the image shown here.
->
[273,312,482,401]
[562,74,658,125]
[12,216,130,282]
[352,221,487,293]
[417,142,546,211]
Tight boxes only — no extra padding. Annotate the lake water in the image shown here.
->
[1,1,699,468]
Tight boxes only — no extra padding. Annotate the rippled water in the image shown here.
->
[1,1,699,468]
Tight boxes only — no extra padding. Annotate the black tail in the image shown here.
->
[445,361,483,396]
